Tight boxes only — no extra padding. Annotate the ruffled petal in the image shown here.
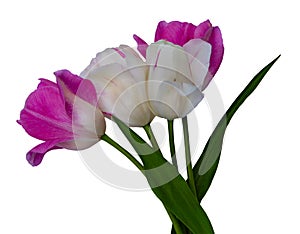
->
[26,140,63,166]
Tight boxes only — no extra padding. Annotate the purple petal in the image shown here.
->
[202,26,224,89]
[26,140,63,166]
[154,21,168,41]
[55,69,105,141]
[194,20,212,39]
[18,82,73,141]
[55,70,98,117]
[154,21,196,46]
[55,70,97,105]
[37,78,57,88]
[133,34,148,58]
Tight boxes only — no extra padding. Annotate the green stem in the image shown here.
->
[101,134,144,171]
[143,124,187,234]
[143,124,159,150]
[182,116,197,197]
[167,209,186,234]
[168,120,178,169]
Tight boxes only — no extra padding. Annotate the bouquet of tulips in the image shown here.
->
[18,20,279,233]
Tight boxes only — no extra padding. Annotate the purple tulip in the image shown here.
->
[133,20,224,89]
[18,70,106,166]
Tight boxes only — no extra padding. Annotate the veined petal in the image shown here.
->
[26,139,63,166]
[18,83,73,141]
[154,21,197,46]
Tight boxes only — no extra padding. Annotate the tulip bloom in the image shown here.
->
[134,20,224,89]
[145,40,210,119]
[18,70,106,166]
[81,45,154,127]
[133,20,224,119]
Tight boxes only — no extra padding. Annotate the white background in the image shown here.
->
[1,0,299,233]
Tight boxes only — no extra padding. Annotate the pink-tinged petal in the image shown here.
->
[37,78,57,88]
[133,34,148,58]
[26,140,63,166]
[154,21,196,46]
[55,70,98,118]
[55,70,105,139]
[194,20,212,40]
[18,84,74,141]
[154,21,168,41]
[202,26,224,89]
[55,70,97,106]
[70,94,106,141]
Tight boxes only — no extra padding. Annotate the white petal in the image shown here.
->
[146,40,205,119]
[147,40,192,84]
[183,39,211,88]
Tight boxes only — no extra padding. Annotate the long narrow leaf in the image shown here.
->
[115,118,214,234]
[193,55,281,202]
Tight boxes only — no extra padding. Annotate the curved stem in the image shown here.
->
[168,120,178,169]
[182,116,197,197]
[101,134,144,171]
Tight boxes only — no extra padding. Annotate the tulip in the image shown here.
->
[18,70,106,166]
[81,45,154,127]
[133,20,224,119]
[146,39,211,119]
[134,20,224,89]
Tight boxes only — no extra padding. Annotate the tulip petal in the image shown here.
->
[55,70,97,107]
[194,20,212,39]
[18,83,73,141]
[154,21,197,46]
[183,39,211,89]
[147,40,205,119]
[133,34,148,58]
[37,78,57,88]
[202,27,224,89]
[147,40,192,84]
[55,70,105,139]
[26,140,63,166]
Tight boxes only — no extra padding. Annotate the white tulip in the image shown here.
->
[146,39,211,120]
[81,45,154,127]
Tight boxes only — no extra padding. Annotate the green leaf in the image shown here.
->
[193,55,281,202]
[114,118,214,234]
